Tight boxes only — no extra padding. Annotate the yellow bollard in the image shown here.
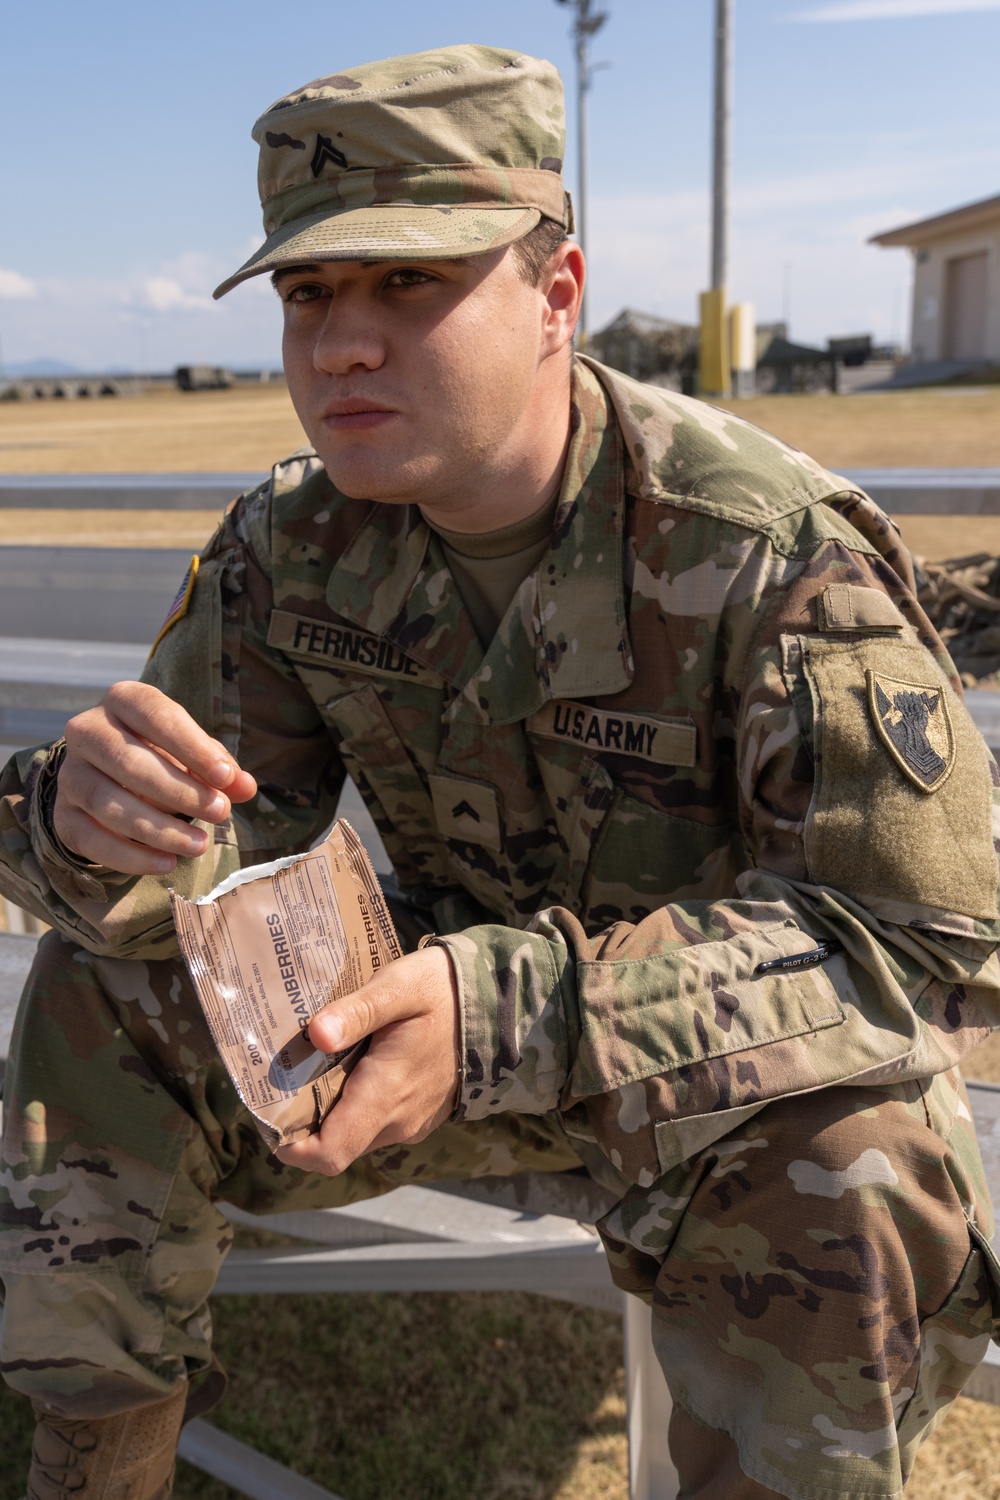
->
[698,288,730,397]
[729,301,757,398]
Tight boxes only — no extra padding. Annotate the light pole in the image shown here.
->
[699,0,734,396]
[711,0,732,294]
[555,0,608,345]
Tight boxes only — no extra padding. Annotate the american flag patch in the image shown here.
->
[150,555,200,655]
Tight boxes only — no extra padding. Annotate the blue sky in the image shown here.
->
[1,0,998,372]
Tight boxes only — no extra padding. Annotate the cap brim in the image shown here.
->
[213,204,541,298]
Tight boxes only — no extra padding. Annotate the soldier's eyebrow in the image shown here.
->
[270,256,475,292]
[271,265,324,291]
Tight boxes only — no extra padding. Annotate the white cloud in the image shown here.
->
[0,247,284,372]
[789,0,1000,19]
[0,267,37,300]
[139,276,212,313]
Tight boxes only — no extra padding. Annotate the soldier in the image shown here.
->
[1,43,999,1500]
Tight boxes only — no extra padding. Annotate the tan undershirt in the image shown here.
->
[426,493,560,645]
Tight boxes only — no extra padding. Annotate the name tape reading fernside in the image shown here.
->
[268,609,441,686]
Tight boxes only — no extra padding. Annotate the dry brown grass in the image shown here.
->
[894,515,1000,562]
[5,384,1000,562]
[716,387,1000,468]
[0,507,219,549]
[0,385,306,473]
[908,1399,1000,1499]
[962,1030,1000,1085]
[4,381,1000,475]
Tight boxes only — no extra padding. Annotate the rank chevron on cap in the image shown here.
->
[310,134,349,177]
[150,555,200,655]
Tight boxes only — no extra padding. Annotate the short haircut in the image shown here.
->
[510,216,569,286]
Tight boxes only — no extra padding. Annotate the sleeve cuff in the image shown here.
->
[30,741,125,901]
[431,920,574,1121]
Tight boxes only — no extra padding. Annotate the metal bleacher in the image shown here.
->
[1,471,999,1497]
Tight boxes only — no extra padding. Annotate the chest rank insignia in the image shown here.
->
[866,668,955,792]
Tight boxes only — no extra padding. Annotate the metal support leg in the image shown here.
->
[624,1295,679,1500]
[178,1419,345,1500]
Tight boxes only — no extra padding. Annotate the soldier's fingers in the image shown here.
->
[219,766,258,804]
[277,1078,385,1175]
[277,1053,441,1176]
[326,1055,448,1161]
[100,681,251,794]
[56,764,213,860]
[308,947,452,1054]
[53,803,186,875]
[61,721,232,827]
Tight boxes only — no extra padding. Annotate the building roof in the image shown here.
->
[870,192,1000,248]
[596,307,695,337]
[758,335,827,368]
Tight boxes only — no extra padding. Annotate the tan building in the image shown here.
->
[871,192,1000,368]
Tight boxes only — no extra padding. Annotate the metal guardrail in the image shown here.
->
[0,473,261,510]
[838,468,1000,515]
[0,637,149,753]
[0,637,148,707]
[3,469,1000,515]
[965,691,1000,746]
[0,546,191,643]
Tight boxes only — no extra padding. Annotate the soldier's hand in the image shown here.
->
[275,946,460,1176]
[54,680,257,874]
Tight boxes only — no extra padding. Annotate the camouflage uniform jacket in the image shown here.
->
[2,357,999,1189]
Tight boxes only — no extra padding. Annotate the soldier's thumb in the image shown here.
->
[308,970,404,1053]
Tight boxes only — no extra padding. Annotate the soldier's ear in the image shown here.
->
[539,240,585,355]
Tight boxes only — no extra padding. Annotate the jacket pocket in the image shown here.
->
[321,684,450,890]
[582,791,741,930]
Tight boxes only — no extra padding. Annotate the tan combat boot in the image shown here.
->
[26,1385,186,1500]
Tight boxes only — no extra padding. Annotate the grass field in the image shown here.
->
[5,383,1000,559]
[5,381,1000,473]
[0,385,306,474]
[1,383,999,1498]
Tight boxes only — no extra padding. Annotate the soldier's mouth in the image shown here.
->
[322,398,398,431]
[326,411,396,431]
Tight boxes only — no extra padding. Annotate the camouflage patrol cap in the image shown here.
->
[213,44,571,299]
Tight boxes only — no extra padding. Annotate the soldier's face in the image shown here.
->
[275,243,579,518]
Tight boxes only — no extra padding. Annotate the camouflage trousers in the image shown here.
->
[2,931,999,1500]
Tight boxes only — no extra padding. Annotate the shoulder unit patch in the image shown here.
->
[866,668,955,792]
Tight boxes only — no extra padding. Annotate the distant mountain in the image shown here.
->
[2,358,83,377]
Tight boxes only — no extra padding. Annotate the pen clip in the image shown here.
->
[754,939,842,978]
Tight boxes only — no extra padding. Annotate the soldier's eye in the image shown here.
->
[284,283,327,304]
[385,268,434,288]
